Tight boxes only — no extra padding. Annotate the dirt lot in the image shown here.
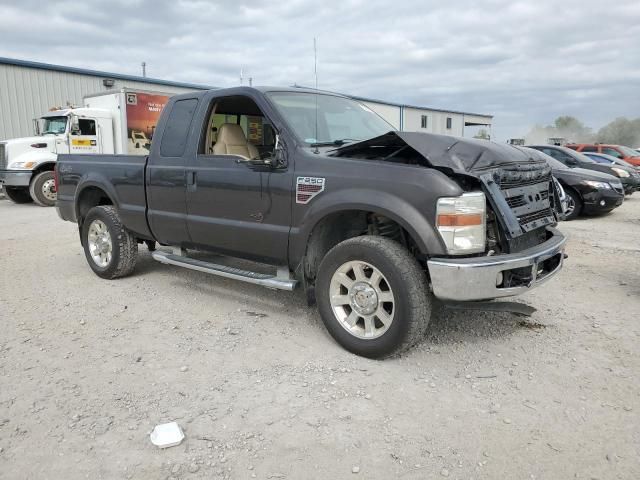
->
[0,195,638,480]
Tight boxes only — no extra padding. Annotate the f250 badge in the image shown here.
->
[296,177,326,204]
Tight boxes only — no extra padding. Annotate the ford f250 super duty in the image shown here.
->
[56,86,567,358]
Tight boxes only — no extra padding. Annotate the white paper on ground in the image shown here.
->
[149,422,185,448]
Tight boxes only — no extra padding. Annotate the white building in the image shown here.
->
[356,96,493,138]
[0,56,492,141]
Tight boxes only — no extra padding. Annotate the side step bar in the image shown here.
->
[151,250,297,291]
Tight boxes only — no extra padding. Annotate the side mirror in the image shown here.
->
[565,158,577,166]
[69,115,80,135]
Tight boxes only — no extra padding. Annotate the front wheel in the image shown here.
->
[82,206,138,279]
[563,189,582,220]
[316,236,431,358]
[4,186,33,204]
[29,170,57,206]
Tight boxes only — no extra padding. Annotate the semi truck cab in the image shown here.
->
[0,89,169,206]
[0,108,111,206]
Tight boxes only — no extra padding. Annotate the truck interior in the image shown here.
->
[200,95,276,159]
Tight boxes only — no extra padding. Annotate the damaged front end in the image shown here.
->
[331,132,567,302]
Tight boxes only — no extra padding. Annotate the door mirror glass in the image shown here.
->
[69,115,80,135]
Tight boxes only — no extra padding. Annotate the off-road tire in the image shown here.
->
[316,236,431,359]
[82,206,138,279]
[29,170,57,207]
[564,188,582,220]
[4,186,33,204]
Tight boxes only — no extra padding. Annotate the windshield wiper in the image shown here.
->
[310,138,362,147]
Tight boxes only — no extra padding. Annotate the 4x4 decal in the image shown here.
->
[296,177,326,204]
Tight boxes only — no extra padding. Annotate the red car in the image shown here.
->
[566,144,640,167]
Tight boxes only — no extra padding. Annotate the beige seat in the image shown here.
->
[212,123,259,160]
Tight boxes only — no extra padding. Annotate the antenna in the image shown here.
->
[240,68,244,85]
[313,37,320,154]
[141,62,146,78]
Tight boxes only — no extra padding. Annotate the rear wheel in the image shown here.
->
[4,186,33,204]
[82,206,138,279]
[316,236,431,358]
[29,170,56,206]
[564,189,582,220]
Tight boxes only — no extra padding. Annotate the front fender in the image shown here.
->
[289,188,450,266]
[12,150,57,168]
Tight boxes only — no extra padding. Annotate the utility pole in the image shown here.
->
[141,62,147,78]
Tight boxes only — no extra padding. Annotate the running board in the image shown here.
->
[151,250,297,291]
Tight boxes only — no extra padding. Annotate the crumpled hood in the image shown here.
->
[331,131,548,175]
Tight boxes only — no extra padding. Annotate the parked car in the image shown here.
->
[582,152,640,193]
[583,151,640,174]
[531,150,624,220]
[527,145,637,195]
[566,143,640,167]
[55,86,567,358]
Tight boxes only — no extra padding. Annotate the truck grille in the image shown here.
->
[0,143,6,169]
[481,164,557,253]
[497,166,555,234]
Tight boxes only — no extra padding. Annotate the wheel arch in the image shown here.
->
[32,162,56,175]
[291,189,446,275]
[75,183,117,229]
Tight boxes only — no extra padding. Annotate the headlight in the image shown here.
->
[583,180,611,189]
[610,167,630,178]
[436,192,486,254]
[8,161,36,169]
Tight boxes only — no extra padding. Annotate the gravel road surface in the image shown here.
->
[0,196,638,479]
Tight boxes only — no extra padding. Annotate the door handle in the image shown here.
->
[186,171,196,186]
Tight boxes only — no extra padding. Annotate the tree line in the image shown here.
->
[525,116,640,147]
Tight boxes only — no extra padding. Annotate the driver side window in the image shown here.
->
[199,95,275,160]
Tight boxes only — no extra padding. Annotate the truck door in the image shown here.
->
[146,97,199,246]
[185,94,292,264]
[69,118,101,154]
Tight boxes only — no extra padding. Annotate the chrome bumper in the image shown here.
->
[428,227,566,301]
[0,170,32,187]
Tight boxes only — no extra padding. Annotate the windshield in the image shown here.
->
[618,145,639,157]
[568,149,596,163]
[267,92,394,145]
[41,116,67,135]
[584,153,612,164]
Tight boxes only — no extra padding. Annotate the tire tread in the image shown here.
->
[317,235,431,358]
[84,206,138,279]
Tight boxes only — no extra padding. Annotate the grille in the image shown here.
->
[496,166,556,234]
[0,143,6,169]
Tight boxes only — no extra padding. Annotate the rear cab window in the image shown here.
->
[160,98,199,157]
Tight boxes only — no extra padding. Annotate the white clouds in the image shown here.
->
[0,0,638,139]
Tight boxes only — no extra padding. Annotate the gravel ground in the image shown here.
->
[0,195,638,480]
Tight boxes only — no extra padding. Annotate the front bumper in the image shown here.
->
[582,188,624,214]
[428,227,566,301]
[0,169,32,187]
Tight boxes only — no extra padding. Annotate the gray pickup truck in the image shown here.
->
[56,86,566,358]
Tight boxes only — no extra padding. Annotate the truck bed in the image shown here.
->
[56,154,151,239]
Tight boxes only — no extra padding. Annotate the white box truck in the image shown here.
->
[0,88,171,206]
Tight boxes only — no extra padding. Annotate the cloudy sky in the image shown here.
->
[1,0,639,140]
